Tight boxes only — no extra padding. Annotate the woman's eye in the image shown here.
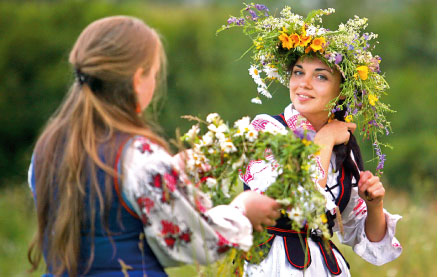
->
[316,74,328,80]
[292,70,303,76]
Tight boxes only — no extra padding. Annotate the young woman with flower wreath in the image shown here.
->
[221,4,403,276]
[27,16,281,276]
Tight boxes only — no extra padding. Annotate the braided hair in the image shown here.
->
[332,100,364,184]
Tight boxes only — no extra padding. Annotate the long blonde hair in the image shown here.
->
[28,16,168,276]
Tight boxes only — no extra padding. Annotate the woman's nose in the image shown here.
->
[298,74,312,89]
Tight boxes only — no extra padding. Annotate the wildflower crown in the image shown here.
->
[219,3,394,172]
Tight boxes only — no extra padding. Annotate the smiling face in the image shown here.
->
[289,56,342,129]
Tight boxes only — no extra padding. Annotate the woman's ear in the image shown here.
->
[133,67,145,95]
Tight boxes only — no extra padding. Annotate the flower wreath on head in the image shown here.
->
[218,3,394,172]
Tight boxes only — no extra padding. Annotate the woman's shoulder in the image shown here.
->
[120,135,172,168]
[123,135,166,154]
[251,113,287,132]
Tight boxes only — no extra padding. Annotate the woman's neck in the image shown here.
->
[301,113,329,132]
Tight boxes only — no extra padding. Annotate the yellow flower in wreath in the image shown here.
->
[368,94,378,106]
[310,37,326,52]
[254,37,263,50]
[356,65,369,80]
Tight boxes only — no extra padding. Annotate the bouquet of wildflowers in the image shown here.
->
[181,113,329,274]
[218,3,394,172]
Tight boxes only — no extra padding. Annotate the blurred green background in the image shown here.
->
[0,0,436,276]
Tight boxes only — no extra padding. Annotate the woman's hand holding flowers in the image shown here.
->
[232,191,281,232]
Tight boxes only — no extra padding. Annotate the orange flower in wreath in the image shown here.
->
[310,37,326,52]
[279,33,294,49]
[290,33,301,47]
[299,34,312,47]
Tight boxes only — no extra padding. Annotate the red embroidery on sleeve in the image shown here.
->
[136,137,153,154]
[137,197,155,213]
[161,220,180,235]
[154,174,162,188]
[179,232,192,243]
[164,171,177,192]
[216,232,231,253]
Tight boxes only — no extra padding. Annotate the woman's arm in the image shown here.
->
[357,170,387,241]
[313,120,356,188]
[121,136,279,266]
[314,121,387,241]
[334,185,402,265]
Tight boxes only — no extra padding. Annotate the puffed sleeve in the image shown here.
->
[119,136,253,267]
[333,186,403,265]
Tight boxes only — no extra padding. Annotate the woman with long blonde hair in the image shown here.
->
[28,16,280,276]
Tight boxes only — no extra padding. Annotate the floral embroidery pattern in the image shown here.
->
[163,169,179,192]
[137,197,154,213]
[160,220,192,249]
[150,170,180,204]
[241,160,266,184]
[135,137,153,154]
[251,118,269,131]
[136,197,155,226]
[153,174,162,188]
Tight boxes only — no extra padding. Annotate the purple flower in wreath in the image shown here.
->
[334,53,343,64]
[248,9,258,20]
[255,4,269,16]
[227,16,245,26]
[255,4,268,11]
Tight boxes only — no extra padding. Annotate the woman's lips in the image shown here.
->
[296,93,314,101]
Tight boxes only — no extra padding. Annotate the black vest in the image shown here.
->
[243,114,353,275]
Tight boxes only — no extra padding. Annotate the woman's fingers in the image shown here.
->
[366,181,385,200]
[358,171,385,204]
[358,171,373,187]
[270,209,281,220]
[346,122,357,133]
[262,217,277,227]
[254,224,263,232]
[236,191,280,231]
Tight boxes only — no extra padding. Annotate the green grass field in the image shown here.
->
[1,184,436,277]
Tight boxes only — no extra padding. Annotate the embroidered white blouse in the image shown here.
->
[118,136,254,267]
[243,104,402,277]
